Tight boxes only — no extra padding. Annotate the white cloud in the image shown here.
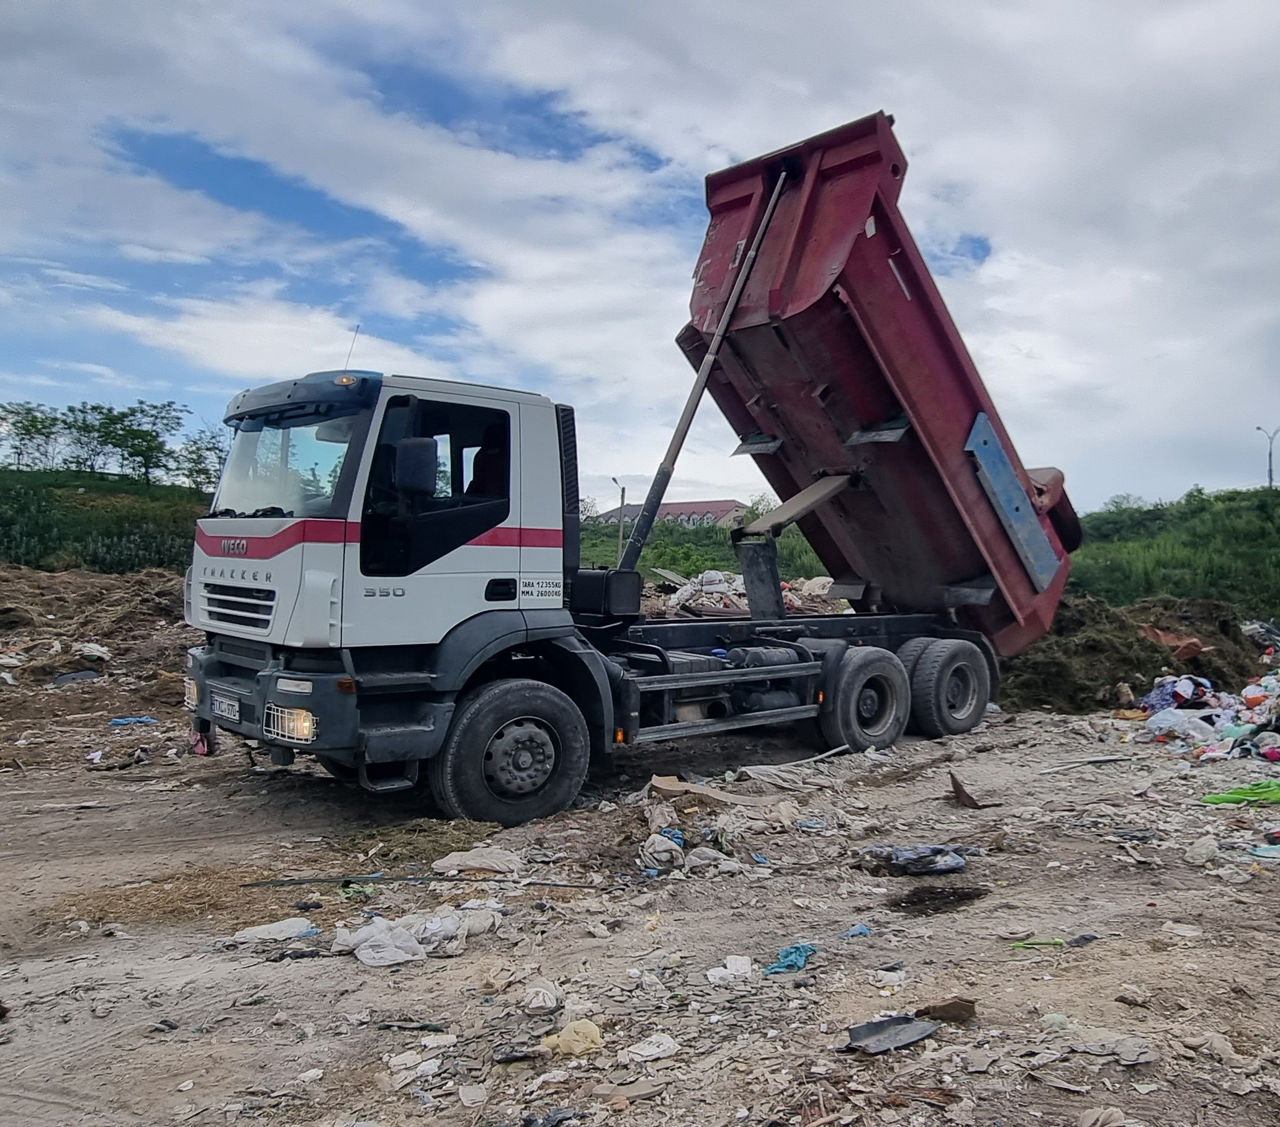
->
[81,287,446,386]
[2,0,1279,510]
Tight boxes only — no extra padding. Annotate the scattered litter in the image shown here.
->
[592,1078,666,1101]
[637,832,684,870]
[914,996,976,1024]
[232,917,314,943]
[430,847,523,874]
[521,978,562,1015]
[542,1019,603,1058]
[964,1048,1000,1073]
[1160,921,1203,939]
[1067,933,1099,948]
[859,844,975,876]
[838,1014,939,1054]
[457,1083,487,1107]
[682,845,748,875]
[649,775,777,807]
[1202,781,1280,805]
[53,669,101,686]
[108,715,157,726]
[706,955,753,985]
[948,772,1000,809]
[617,1031,679,1064]
[841,923,871,938]
[1077,1111,1139,1127]
[763,943,817,975]
[1011,938,1066,950]
[331,906,498,965]
[296,1068,324,1083]
[1039,756,1134,774]
[1183,834,1219,865]
[493,1042,551,1063]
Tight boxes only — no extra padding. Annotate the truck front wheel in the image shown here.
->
[427,679,590,826]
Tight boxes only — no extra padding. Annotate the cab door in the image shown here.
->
[342,391,520,646]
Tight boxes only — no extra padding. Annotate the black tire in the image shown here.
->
[818,647,910,752]
[896,637,933,681]
[909,639,991,738]
[427,679,589,826]
[896,638,933,734]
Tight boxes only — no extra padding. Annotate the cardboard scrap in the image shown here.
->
[649,775,777,808]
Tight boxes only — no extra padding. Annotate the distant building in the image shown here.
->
[598,499,748,529]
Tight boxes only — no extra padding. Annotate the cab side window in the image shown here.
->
[361,396,511,576]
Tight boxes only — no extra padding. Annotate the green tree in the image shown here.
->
[173,423,230,493]
[0,402,62,470]
[60,402,126,474]
[108,400,189,484]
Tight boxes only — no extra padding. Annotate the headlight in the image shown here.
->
[264,703,317,744]
[183,678,198,710]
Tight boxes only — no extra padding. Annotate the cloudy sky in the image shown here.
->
[2,0,1278,513]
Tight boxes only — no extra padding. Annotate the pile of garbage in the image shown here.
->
[649,568,845,617]
[0,565,190,686]
[1112,668,1280,763]
[1001,594,1266,713]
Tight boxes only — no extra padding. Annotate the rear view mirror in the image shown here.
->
[396,437,438,497]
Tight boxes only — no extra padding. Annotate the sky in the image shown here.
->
[2,1,1279,514]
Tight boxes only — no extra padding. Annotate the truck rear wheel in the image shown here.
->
[818,647,910,752]
[427,679,589,826]
[909,639,990,737]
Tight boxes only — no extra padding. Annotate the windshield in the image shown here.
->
[212,406,370,519]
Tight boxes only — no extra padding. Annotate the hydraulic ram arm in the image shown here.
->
[618,167,790,572]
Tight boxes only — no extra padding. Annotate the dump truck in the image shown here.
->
[183,112,1080,825]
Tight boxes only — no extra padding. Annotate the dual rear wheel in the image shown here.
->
[818,638,991,751]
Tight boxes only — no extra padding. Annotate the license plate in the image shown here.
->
[211,694,240,722]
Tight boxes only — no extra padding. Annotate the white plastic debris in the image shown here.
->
[618,1032,680,1064]
[430,847,523,874]
[521,977,563,1015]
[232,917,314,943]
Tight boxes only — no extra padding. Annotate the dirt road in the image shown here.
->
[2,691,1279,1127]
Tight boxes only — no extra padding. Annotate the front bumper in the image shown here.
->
[185,642,456,769]
[186,644,359,760]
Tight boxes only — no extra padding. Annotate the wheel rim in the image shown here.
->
[944,664,978,718]
[856,675,895,735]
[482,716,558,799]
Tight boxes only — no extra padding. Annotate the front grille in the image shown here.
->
[202,582,277,631]
[215,638,272,664]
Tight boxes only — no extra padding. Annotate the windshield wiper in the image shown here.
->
[249,506,294,518]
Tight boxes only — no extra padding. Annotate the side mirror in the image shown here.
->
[395,437,438,497]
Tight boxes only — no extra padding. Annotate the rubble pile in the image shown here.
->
[644,567,846,618]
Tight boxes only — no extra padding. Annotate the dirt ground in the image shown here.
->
[2,570,1280,1127]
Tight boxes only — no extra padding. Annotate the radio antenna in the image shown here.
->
[343,323,361,370]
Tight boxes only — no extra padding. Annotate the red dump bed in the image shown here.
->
[678,112,1080,657]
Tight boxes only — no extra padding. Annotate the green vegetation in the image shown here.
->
[1071,486,1280,620]
[0,470,207,573]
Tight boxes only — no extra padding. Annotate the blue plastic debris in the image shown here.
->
[750,852,769,865]
[841,923,871,938]
[763,943,817,975]
[109,715,157,726]
[659,827,685,848]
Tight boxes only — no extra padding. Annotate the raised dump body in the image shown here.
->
[678,112,1080,657]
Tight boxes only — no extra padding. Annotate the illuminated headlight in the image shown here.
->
[264,703,317,744]
[183,678,198,710]
[276,677,313,695]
